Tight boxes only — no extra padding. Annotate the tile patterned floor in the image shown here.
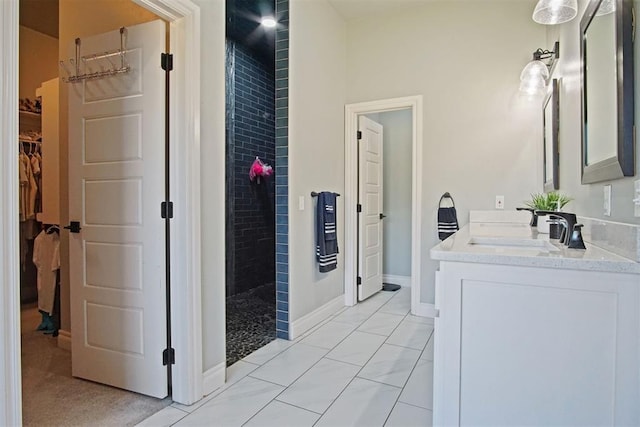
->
[226,283,277,366]
[138,287,434,427]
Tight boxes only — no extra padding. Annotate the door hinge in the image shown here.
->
[357,204,362,213]
[163,348,175,366]
[161,53,173,71]
[357,276,362,285]
[357,130,362,140]
[161,201,174,219]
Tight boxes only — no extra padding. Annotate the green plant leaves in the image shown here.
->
[524,191,573,210]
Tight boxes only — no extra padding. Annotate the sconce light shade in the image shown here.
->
[520,60,550,82]
[519,75,547,95]
[532,0,578,25]
[596,0,616,15]
[519,42,559,95]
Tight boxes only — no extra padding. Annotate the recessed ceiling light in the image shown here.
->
[261,17,277,28]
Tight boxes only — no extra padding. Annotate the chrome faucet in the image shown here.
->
[535,211,585,248]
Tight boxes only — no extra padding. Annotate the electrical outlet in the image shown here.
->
[603,185,612,217]
[495,195,505,210]
[634,180,640,217]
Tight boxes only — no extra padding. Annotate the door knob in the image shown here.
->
[64,221,82,233]
[379,213,387,219]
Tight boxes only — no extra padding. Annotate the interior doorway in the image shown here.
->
[2,0,205,424]
[18,3,172,424]
[344,96,424,314]
[224,0,278,367]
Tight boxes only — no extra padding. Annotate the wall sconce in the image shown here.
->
[596,0,616,15]
[532,0,578,25]
[519,41,560,95]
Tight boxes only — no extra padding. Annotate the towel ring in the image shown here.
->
[438,192,455,207]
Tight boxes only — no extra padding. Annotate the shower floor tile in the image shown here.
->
[226,283,276,366]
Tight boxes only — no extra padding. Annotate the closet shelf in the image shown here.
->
[19,110,41,133]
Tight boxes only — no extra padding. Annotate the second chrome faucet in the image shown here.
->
[535,211,586,249]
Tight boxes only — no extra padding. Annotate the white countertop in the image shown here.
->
[430,223,640,274]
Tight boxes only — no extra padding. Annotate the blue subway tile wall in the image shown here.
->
[225,39,276,296]
[275,0,289,340]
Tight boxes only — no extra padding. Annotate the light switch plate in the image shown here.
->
[298,196,304,211]
[495,195,505,210]
[603,185,612,216]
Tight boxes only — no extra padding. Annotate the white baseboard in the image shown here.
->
[202,361,226,396]
[57,329,71,351]
[383,274,411,288]
[412,302,438,319]
[290,295,344,340]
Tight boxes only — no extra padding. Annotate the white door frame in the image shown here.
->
[1,0,203,423]
[344,96,424,315]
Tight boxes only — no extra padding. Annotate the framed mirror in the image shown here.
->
[580,0,635,184]
[543,79,560,191]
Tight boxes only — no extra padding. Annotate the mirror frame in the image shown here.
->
[543,79,560,191]
[580,0,635,184]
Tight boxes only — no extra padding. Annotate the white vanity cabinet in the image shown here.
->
[433,261,640,426]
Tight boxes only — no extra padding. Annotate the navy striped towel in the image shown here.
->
[316,192,338,272]
[438,193,459,241]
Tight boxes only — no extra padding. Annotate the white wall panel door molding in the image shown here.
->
[68,20,168,398]
[133,0,206,404]
[2,0,204,415]
[1,1,23,425]
[357,116,384,301]
[344,96,423,312]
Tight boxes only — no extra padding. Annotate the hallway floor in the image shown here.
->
[138,287,434,426]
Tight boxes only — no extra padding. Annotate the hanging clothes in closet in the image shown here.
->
[33,227,60,333]
[18,134,43,270]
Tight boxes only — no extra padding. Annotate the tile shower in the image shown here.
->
[225,38,277,365]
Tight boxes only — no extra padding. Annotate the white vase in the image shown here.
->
[536,215,550,234]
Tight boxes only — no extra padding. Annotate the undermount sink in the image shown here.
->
[467,236,560,252]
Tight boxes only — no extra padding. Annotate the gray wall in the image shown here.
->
[345,1,546,304]
[547,0,640,225]
[288,0,347,325]
[367,110,413,278]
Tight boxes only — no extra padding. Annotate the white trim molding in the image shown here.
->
[344,96,424,315]
[1,1,23,424]
[414,302,438,318]
[202,361,226,396]
[57,330,72,352]
[133,0,205,405]
[289,295,345,340]
[383,274,411,288]
[134,0,204,406]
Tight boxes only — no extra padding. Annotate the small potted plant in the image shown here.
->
[525,191,573,235]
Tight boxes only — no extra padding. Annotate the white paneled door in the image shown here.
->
[68,20,168,398]
[358,116,384,301]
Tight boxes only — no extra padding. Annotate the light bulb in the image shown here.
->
[261,17,277,28]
